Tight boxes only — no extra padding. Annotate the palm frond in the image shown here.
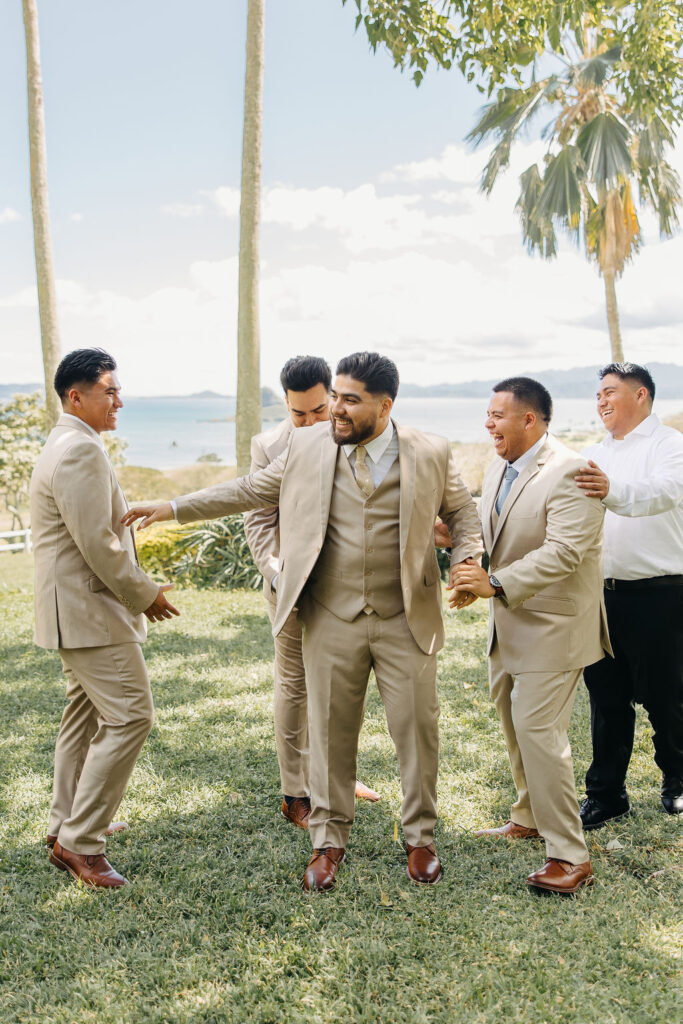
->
[586,184,640,276]
[577,111,632,187]
[516,164,557,258]
[533,146,584,242]
[573,46,621,89]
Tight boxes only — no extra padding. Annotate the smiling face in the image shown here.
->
[285,382,330,428]
[485,390,544,463]
[329,374,393,446]
[65,370,123,434]
[596,373,651,439]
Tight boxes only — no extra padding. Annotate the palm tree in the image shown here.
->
[235,0,265,474]
[22,0,61,429]
[468,33,681,361]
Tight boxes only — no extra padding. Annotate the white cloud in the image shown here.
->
[161,202,205,218]
[2,140,681,394]
[0,207,21,225]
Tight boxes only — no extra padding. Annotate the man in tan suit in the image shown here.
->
[124,352,482,892]
[452,377,609,894]
[30,348,179,888]
[244,354,380,830]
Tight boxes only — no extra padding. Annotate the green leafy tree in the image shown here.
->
[0,392,46,531]
[468,35,680,359]
[346,1,681,359]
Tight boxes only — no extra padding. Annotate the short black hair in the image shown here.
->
[492,376,553,424]
[54,348,117,400]
[280,356,331,394]
[335,351,399,400]
[599,362,655,401]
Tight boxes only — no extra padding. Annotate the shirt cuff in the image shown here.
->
[271,573,278,592]
[170,499,178,519]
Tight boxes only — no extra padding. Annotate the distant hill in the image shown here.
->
[3,363,682,403]
[399,363,683,399]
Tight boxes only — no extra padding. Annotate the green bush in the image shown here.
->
[136,517,262,591]
[175,516,262,590]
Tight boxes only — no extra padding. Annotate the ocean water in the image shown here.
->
[118,395,683,469]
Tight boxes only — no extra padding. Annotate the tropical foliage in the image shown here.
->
[466,33,681,359]
[172,516,261,591]
[345,1,683,125]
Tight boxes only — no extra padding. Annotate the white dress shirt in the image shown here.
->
[344,419,398,487]
[582,414,683,580]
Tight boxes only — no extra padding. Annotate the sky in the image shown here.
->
[1,0,681,396]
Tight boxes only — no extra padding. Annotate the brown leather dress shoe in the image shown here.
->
[49,840,127,887]
[355,779,380,802]
[526,858,593,894]
[281,797,311,830]
[474,820,541,839]
[406,843,442,884]
[302,847,345,893]
[46,821,128,848]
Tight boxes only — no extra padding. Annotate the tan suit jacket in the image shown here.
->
[177,420,482,655]
[243,417,293,599]
[481,433,610,673]
[30,415,159,649]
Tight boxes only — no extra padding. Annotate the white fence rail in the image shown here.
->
[0,528,32,553]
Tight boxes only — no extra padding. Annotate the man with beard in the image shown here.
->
[243,354,380,831]
[123,352,482,892]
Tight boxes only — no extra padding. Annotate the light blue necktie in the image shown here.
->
[495,463,519,514]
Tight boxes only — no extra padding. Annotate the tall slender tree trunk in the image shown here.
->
[235,0,265,474]
[22,0,61,429]
[603,270,624,362]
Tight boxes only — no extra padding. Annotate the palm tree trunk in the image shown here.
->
[22,0,61,430]
[603,270,624,363]
[235,0,265,475]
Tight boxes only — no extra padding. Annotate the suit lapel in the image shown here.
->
[490,440,550,550]
[482,460,506,553]
[396,423,415,558]
[318,428,338,537]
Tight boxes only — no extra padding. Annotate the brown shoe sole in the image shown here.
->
[405,865,443,886]
[281,808,310,830]
[527,874,594,895]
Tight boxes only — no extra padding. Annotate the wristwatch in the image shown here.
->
[489,574,504,598]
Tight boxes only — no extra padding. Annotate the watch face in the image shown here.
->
[489,575,501,588]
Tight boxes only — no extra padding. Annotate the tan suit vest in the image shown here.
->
[308,449,403,620]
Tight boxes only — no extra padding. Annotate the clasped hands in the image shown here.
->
[446,558,492,610]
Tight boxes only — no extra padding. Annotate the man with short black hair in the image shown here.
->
[243,355,380,831]
[31,349,179,888]
[124,351,482,892]
[452,377,610,894]
[575,362,683,822]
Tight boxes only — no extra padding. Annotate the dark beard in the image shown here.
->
[330,417,376,446]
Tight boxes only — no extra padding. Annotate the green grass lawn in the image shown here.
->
[0,552,680,1024]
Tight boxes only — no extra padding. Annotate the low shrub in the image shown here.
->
[135,516,261,591]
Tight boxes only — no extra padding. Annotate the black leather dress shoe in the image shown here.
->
[661,778,683,815]
[579,796,631,830]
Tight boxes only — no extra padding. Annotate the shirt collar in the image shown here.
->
[605,412,660,443]
[61,412,104,444]
[509,432,547,473]
[344,419,394,463]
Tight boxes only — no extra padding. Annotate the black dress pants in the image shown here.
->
[583,582,683,801]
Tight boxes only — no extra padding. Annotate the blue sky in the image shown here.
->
[1,0,681,395]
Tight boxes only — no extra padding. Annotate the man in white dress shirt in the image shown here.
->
[576,363,683,823]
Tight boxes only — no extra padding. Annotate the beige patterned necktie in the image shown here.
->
[354,445,375,498]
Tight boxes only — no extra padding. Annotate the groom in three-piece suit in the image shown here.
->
[452,377,610,894]
[31,348,179,888]
[124,351,482,891]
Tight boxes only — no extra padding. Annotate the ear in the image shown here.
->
[381,395,394,418]
[524,410,537,430]
[68,386,81,407]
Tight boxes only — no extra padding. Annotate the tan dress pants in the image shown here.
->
[49,643,154,854]
[265,596,309,798]
[489,641,588,864]
[300,597,439,850]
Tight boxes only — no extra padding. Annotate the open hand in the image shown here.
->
[575,460,609,500]
[144,584,180,622]
[122,502,174,530]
